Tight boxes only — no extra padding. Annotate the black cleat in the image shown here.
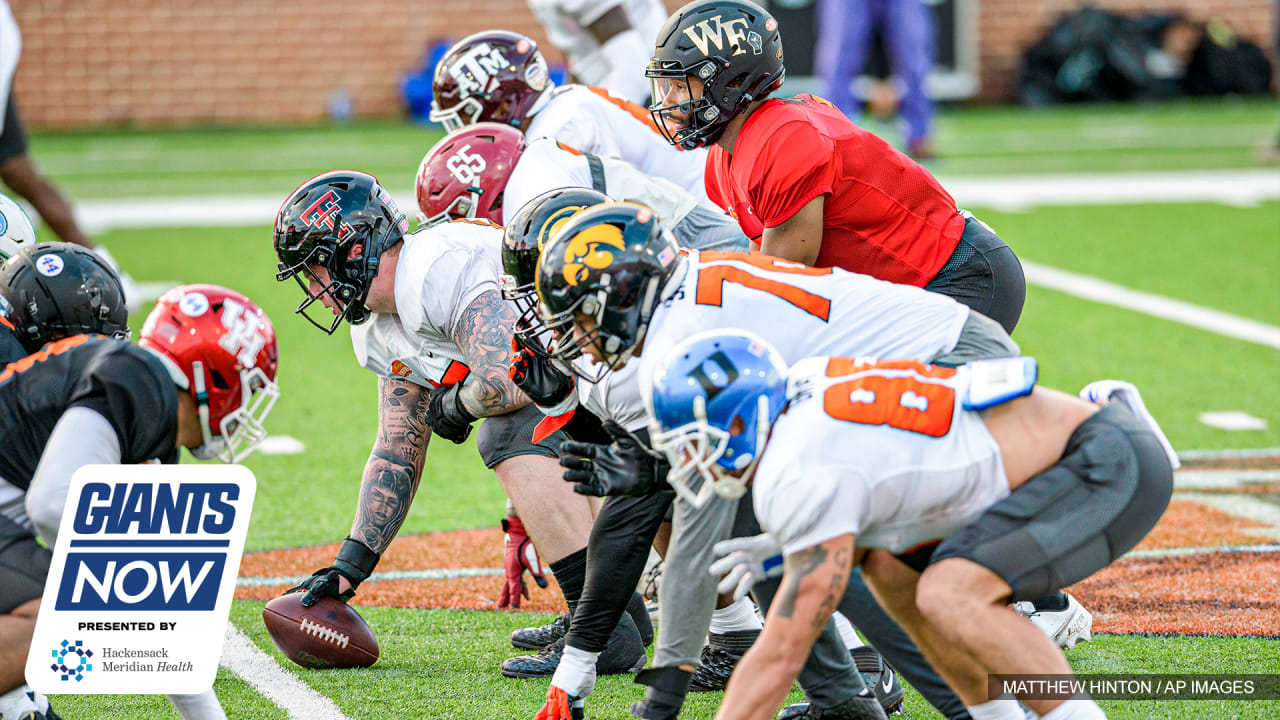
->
[510,611,570,650]
[502,612,646,678]
[852,647,904,715]
[689,629,759,692]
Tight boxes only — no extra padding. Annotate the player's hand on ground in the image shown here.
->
[532,686,585,720]
[709,533,785,602]
[499,515,547,609]
[425,382,475,443]
[559,420,670,497]
[286,567,356,606]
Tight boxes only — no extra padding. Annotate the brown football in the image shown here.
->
[262,593,379,669]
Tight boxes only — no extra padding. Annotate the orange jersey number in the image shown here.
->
[821,357,956,437]
[695,252,833,321]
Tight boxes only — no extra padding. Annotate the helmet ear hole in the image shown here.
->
[208,368,231,392]
[729,415,747,436]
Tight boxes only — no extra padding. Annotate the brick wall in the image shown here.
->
[9,0,1276,129]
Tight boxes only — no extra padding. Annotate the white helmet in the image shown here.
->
[0,193,36,261]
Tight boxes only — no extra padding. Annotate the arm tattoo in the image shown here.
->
[452,289,530,417]
[352,378,430,553]
[776,545,828,619]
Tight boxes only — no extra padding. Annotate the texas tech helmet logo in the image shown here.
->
[682,14,753,57]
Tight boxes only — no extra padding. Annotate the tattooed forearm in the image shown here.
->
[776,545,829,618]
[452,289,530,417]
[351,378,430,553]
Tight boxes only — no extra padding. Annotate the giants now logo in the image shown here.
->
[682,14,752,57]
[450,41,511,96]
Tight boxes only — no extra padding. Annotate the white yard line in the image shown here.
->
[1177,492,1280,540]
[1174,470,1280,489]
[219,623,354,720]
[237,566,505,587]
[1178,448,1280,461]
[1124,544,1280,559]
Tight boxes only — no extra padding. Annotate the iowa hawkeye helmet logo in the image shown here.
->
[561,224,627,287]
[537,205,589,252]
[682,15,761,57]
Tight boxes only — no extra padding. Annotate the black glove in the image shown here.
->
[508,328,576,412]
[631,666,692,720]
[426,382,476,444]
[560,420,670,497]
[285,538,380,607]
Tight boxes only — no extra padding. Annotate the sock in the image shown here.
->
[166,690,227,720]
[1041,699,1106,720]
[831,611,866,650]
[0,685,39,718]
[965,696,1028,720]
[708,596,763,634]
[551,547,588,605]
[1031,592,1070,613]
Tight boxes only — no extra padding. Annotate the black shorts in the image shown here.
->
[931,403,1174,600]
[0,91,28,164]
[475,403,563,469]
[0,512,50,613]
[925,212,1026,335]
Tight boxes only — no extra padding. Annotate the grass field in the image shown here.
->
[27,97,1280,719]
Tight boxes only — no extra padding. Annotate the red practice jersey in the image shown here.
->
[705,94,964,287]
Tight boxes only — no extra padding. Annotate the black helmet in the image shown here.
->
[273,170,409,334]
[0,242,129,353]
[646,0,784,150]
[535,202,681,379]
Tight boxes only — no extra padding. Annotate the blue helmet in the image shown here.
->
[647,329,788,508]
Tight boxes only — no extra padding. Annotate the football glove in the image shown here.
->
[1080,379,1181,470]
[533,686,585,720]
[559,420,670,497]
[425,382,476,444]
[533,645,597,719]
[499,515,547,609]
[285,538,380,607]
[631,666,693,720]
[509,329,577,415]
[709,533,785,602]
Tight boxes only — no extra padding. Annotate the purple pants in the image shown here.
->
[815,0,936,144]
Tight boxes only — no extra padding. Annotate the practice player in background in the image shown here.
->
[0,283,280,720]
[430,30,710,205]
[647,0,1025,337]
[415,123,745,258]
[647,331,1176,720]
[272,171,649,679]
[526,0,666,105]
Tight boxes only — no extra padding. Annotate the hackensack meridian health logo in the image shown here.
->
[25,465,255,694]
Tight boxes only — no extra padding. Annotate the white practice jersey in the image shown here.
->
[583,250,969,431]
[527,0,667,105]
[0,0,20,135]
[754,358,1010,556]
[504,137,699,229]
[526,85,709,204]
[350,220,504,388]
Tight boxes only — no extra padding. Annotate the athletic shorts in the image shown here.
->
[925,211,1026,335]
[0,91,28,163]
[930,309,1020,366]
[0,511,50,613]
[476,403,563,469]
[931,403,1174,600]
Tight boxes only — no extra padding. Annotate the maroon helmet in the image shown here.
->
[430,30,552,132]
[415,123,527,226]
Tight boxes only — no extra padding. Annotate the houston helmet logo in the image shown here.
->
[561,225,626,287]
[682,15,752,57]
[300,190,354,240]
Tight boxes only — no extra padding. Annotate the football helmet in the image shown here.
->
[0,193,36,261]
[503,187,610,354]
[0,242,130,354]
[534,202,681,380]
[647,329,788,508]
[415,123,526,227]
[273,170,409,334]
[139,284,280,463]
[430,30,553,132]
[646,0,785,149]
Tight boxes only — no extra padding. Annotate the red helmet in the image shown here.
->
[415,123,527,226]
[430,30,552,132]
[139,284,280,463]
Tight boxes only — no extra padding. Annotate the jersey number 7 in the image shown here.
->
[694,252,832,321]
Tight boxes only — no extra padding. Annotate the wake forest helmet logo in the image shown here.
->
[683,14,753,57]
[450,41,513,96]
[562,224,626,287]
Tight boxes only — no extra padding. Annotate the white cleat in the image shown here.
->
[1015,593,1093,650]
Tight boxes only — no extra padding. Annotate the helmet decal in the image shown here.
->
[681,15,753,57]
[538,206,585,252]
[178,291,210,317]
[449,41,513,97]
[562,224,626,286]
[299,190,354,240]
[445,143,488,184]
[35,254,64,277]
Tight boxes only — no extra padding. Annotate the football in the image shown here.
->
[262,593,379,669]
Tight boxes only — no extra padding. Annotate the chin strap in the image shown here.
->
[191,360,216,449]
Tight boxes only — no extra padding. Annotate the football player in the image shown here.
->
[523,202,1023,719]
[271,171,649,680]
[646,0,1025,336]
[0,284,279,720]
[0,191,35,261]
[526,0,666,105]
[647,331,1175,720]
[430,31,710,204]
[0,242,130,366]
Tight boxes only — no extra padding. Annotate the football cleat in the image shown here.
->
[776,690,888,720]
[503,613,646,679]
[1014,592,1093,650]
[852,647,904,715]
[689,629,759,692]
[512,611,570,650]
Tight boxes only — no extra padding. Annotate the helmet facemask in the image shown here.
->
[429,95,486,133]
[189,361,281,463]
[648,60,729,150]
[650,394,771,509]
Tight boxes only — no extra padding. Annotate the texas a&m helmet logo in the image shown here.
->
[449,41,512,97]
[299,190,354,240]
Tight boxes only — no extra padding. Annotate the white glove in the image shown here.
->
[709,533,785,602]
[1080,380,1180,470]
